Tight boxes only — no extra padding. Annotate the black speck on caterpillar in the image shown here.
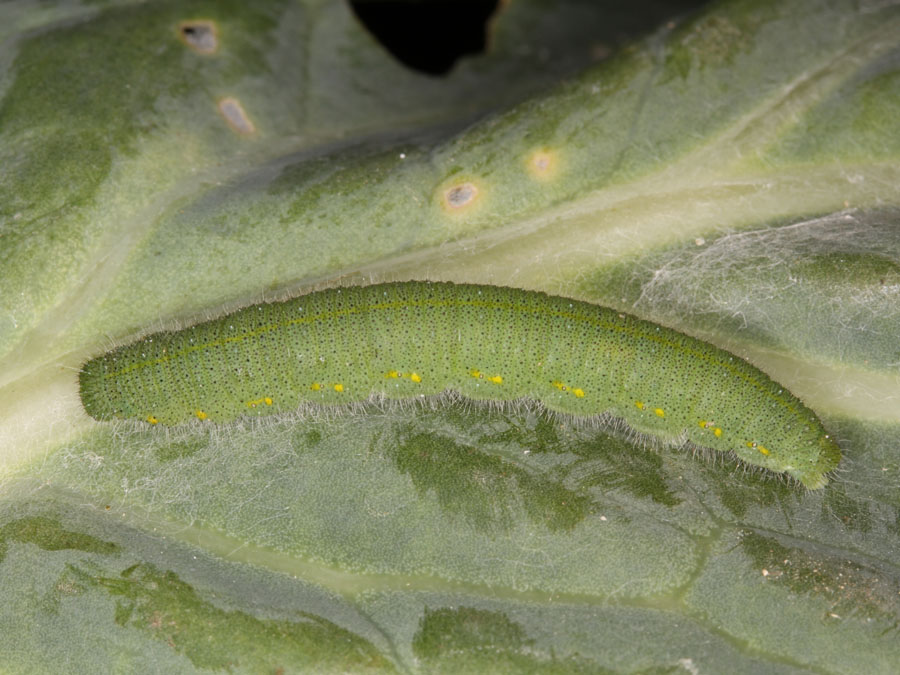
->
[78,281,841,488]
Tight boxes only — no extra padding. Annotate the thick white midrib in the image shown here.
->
[358,14,900,285]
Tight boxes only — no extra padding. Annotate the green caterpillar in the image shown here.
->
[79,281,841,488]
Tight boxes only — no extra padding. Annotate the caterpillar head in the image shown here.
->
[790,433,841,489]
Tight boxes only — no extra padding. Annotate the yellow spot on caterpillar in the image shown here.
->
[699,420,724,438]
[333,384,344,392]
[386,370,422,383]
[218,97,255,135]
[654,408,665,417]
[195,410,208,420]
[553,381,584,397]
[526,149,560,181]
[246,397,274,408]
[470,369,501,384]
[635,401,645,410]
[146,416,159,425]
[311,382,321,391]
[745,441,769,455]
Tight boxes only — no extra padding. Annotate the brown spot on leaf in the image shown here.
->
[217,97,255,135]
[177,20,218,54]
[443,182,478,209]
[526,149,560,181]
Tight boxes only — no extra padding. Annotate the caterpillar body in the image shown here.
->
[78,281,840,488]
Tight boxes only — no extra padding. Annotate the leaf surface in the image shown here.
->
[2,0,900,671]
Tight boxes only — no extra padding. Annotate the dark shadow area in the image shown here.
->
[350,0,500,75]
[349,0,715,76]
